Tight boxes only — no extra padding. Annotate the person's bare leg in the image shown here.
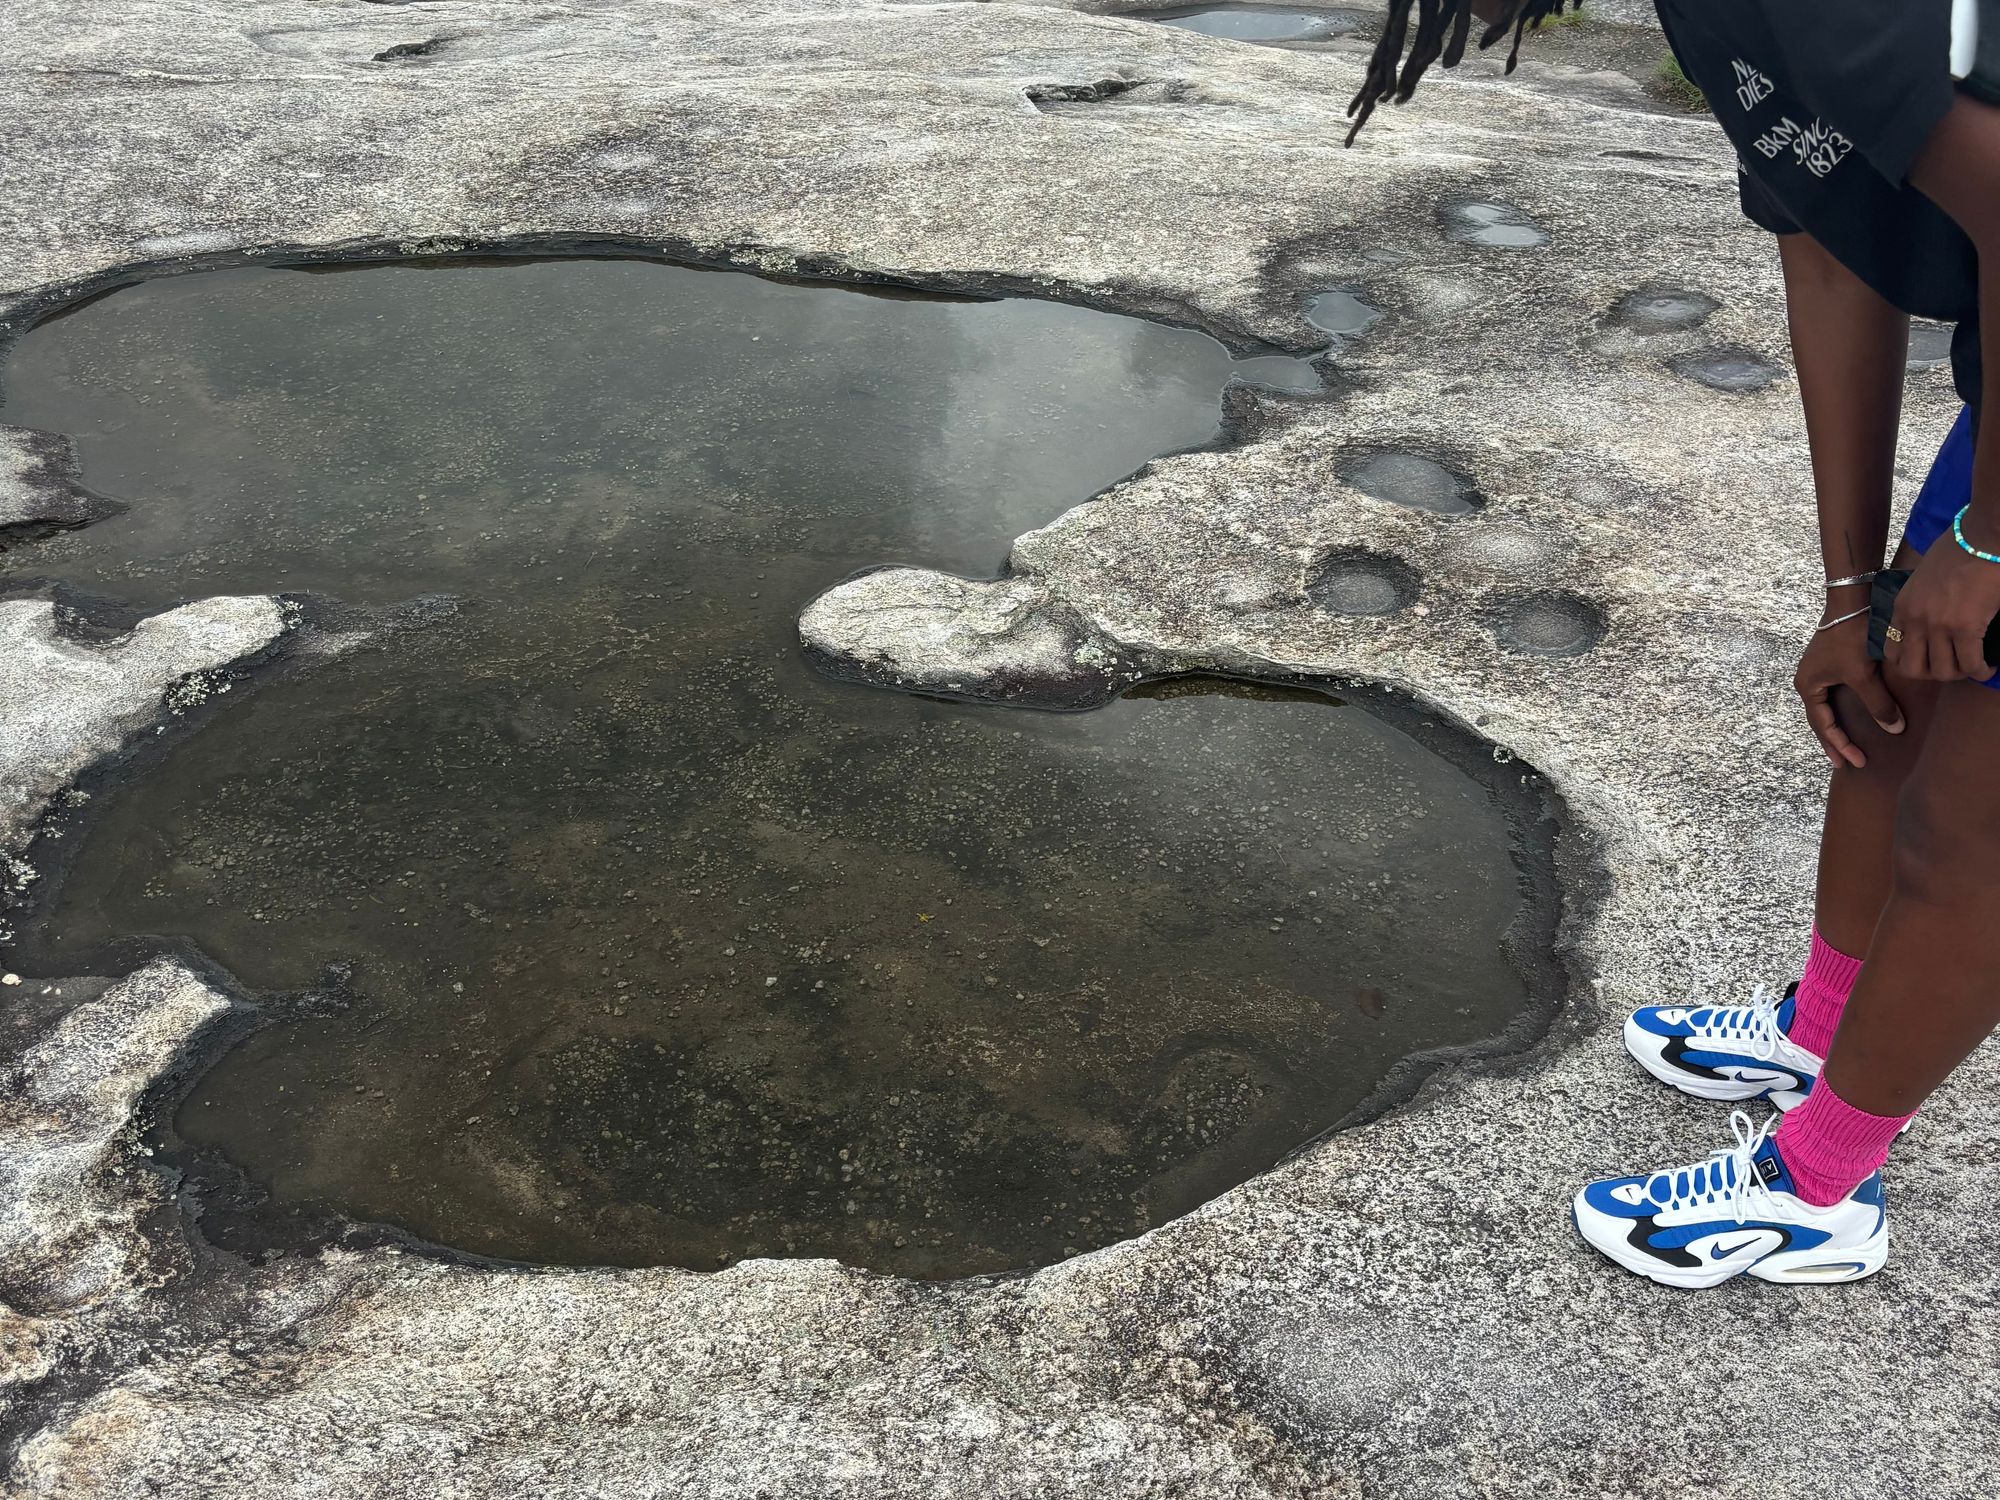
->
[1772,224,1922,954]
[1812,546,1943,957]
[1819,677,2000,1114]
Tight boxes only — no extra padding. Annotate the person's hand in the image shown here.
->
[1795,607,1905,769]
[1885,515,2000,685]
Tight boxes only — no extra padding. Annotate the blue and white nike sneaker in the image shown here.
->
[1572,1111,1888,1288]
[1624,984,1821,1111]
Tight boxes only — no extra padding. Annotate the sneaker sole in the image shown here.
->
[1625,1039,1812,1110]
[1624,1040,1912,1131]
[1572,1204,1889,1288]
[1748,1227,1890,1285]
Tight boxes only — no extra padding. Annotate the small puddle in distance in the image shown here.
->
[1137,5,1365,41]
[1491,593,1605,657]
[1339,450,1482,516]
[1607,287,1718,334]
[1306,549,1418,616]
[1304,288,1382,342]
[1908,321,1955,371]
[1229,353,1324,391]
[1,258,1549,1278]
[1671,347,1782,393]
[1439,201,1551,250]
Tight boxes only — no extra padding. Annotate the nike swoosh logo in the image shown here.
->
[1708,1232,1771,1261]
[1716,1067,1799,1088]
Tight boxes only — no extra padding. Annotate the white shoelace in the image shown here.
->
[1688,983,1787,1063]
[1642,1110,1776,1224]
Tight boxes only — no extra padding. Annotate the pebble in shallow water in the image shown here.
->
[1339,450,1481,516]
[1670,347,1782,393]
[1439,200,1550,249]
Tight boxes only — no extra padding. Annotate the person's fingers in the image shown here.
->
[1927,628,1964,682]
[1953,628,1995,683]
[1901,631,1933,682]
[1849,668,1907,733]
[1802,692,1859,769]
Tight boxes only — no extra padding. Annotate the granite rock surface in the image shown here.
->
[2,2,1993,1496]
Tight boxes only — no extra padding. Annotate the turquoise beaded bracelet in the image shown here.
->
[1954,506,2000,565]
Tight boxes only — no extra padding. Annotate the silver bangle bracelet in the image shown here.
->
[1816,605,1871,632]
[1825,571,1878,589]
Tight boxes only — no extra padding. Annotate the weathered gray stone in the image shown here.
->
[0,0,1993,1496]
[0,961,226,1315]
[0,429,95,536]
[0,596,284,850]
[0,596,285,948]
[801,567,1142,708]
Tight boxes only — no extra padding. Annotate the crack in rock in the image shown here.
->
[1024,76,1200,109]
[246,19,568,66]
[373,38,450,63]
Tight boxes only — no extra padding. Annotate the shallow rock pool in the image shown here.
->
[1,257,1553,1276]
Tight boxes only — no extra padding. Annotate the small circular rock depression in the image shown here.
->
[1671,347,1782,393]
[1305,548,1420,616]
[1439,200,1550,249]
[1339,449,1482,516]
[1304,288,1383,341]
[1228,352,1322,392]
[1607,286,1720,334]
[1443,523,1562,578]
[1490,592,1606,657]
[1908,320,1955,371]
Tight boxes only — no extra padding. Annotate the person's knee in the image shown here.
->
[1892,770,2000,906]
[1881,661,1937,719]
[1830,680,1924,779]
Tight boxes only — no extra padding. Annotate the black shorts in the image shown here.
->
[1655,0,1981,406]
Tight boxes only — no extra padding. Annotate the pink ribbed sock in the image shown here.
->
[1787,926,1864,1059]
[1774,1074,1914,1206]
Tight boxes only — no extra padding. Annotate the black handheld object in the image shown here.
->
[1866,568,2000,664]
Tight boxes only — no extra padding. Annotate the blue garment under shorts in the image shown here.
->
[1905,405,1974,558]
[1901,404,2000,688]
